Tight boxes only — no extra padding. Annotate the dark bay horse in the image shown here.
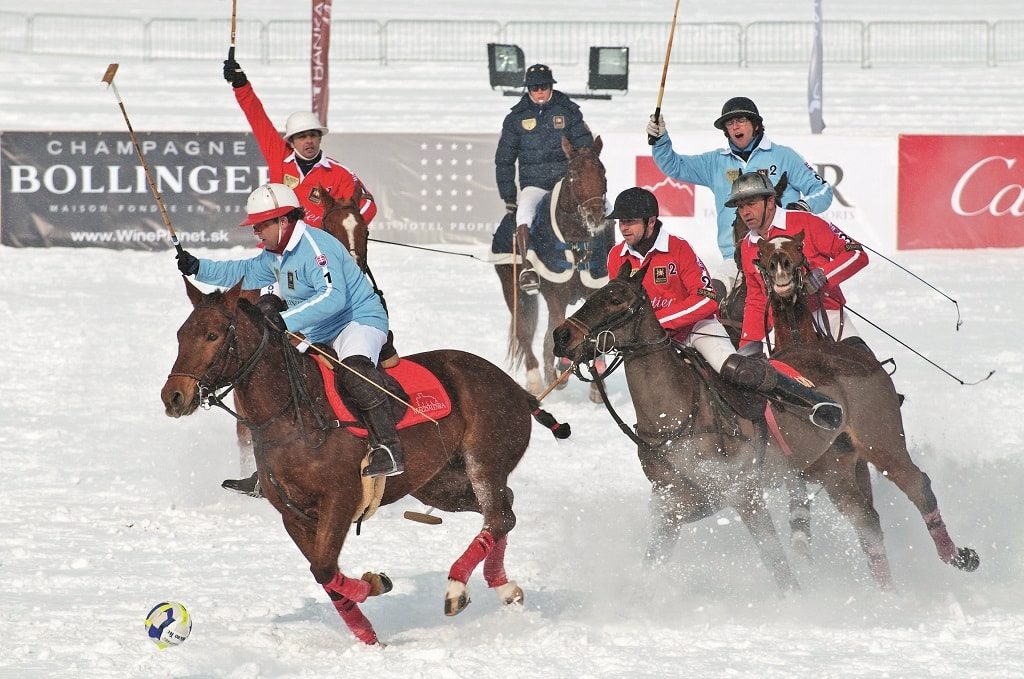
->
[161,279,570,645]
[552,263,800,590]
[754,232,979,584]
[495,136,612,401]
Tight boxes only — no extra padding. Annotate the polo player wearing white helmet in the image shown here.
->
[176,183,406,484]
[222,57,376,230]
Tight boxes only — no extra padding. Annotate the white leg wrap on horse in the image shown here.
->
[525,368,543,395]
[445,579,468,602]
[493,580,524,606]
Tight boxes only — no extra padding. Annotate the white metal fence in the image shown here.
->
[1,13,1021,67]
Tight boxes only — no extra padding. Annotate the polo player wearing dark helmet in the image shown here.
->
[646,96,833,291]
[495,63,594,294]
[606,186,843,431]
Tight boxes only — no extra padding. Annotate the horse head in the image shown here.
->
[559,135,608,239]
[161,278,267,418]
[321,183,369,272]
[552,260,663,361]
[757,232,808,306]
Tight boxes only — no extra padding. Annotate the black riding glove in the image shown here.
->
[806,267,828,293]
[263,308,288,334]
[176,249,199,276]
[785,200,810,212]
[223,58,248,88]
[504,200,517,215]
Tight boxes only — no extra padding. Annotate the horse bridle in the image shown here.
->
[756,236,832,347]
[565,279,670,362]
[167,303,271,412]
[560,152,607,238]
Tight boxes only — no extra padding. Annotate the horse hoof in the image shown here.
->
[444,579,471,616]
[444,592,471,616]
[952,547,980,572]
[494,581,524,606]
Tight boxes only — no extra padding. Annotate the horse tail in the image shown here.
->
[526,394,571,439]
[505,283,539,370]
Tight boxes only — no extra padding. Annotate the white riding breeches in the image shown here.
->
[709,257,740,295]
[812,307,861,341]
[515,186,548,231]
[684,318,735,373]
[331,322,388,365]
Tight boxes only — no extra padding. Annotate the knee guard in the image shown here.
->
[720,353,775,391]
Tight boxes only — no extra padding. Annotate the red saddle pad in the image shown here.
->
[315,357,452,438]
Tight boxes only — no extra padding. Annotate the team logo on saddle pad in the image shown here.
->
[653,266,668,284]
[521,118,537,131]
[552,115,565,129]
[283,174,300,189]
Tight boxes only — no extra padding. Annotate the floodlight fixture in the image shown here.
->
[487,43,526,90]
[587,46,629,92]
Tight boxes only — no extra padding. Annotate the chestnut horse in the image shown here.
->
[753,232,979,584]
[552,262,800,590]
[161,279,570,645]
[495,136,612,401]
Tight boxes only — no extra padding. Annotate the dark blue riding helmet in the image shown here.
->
[524,64,556,88]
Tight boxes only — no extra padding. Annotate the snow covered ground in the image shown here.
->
[2,2,1023,678]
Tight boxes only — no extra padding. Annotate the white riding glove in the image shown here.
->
[646,113,667,140]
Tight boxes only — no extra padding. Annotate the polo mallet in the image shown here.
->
[648,0,683,146]
[404,506,442,526]
[100,64,182,254]
[227,0,238,61]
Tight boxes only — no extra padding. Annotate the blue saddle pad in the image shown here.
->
[490,193,614,279]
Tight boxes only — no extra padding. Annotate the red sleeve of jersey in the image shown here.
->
[801,214,868,290]
[354,177,377,225]
[652,239,718,332]
[234,83,288,167]
[740,237,770,346]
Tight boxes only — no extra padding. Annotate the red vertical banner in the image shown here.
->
[311,0,333,126]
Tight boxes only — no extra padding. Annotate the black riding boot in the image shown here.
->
[515,224,539,295]
[721,354,843,431]
[221,471,263,498]
[336,356,405,478]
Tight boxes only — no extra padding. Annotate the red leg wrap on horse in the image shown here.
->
[923,509,956,562]
[448,530,496,583]
[483,535,509,588]
[330,596,378,646]
[323,571,371,603]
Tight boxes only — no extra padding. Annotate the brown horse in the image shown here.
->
[161,278,569,645]
[320,184,370,273]
[754,232,979,584]
[551,262,801,590]
[495,136,612,401]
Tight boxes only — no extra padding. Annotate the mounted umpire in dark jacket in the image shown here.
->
[495,64,594,293]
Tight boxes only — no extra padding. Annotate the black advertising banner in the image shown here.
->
[1,131,503,249]
[1,132,269,249]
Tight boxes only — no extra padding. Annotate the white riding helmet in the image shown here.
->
[283,111,329,141]
[239,183,301,226]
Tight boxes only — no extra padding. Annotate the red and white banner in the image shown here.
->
[899,135,1024,249]
[311,0,333,126]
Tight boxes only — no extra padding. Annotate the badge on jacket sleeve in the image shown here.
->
[287,271,295,290]
[521,118,537,131]
[308,186,323,204]
[553,115,565,129]
[284,174,300,189]
[653,266,668,284]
